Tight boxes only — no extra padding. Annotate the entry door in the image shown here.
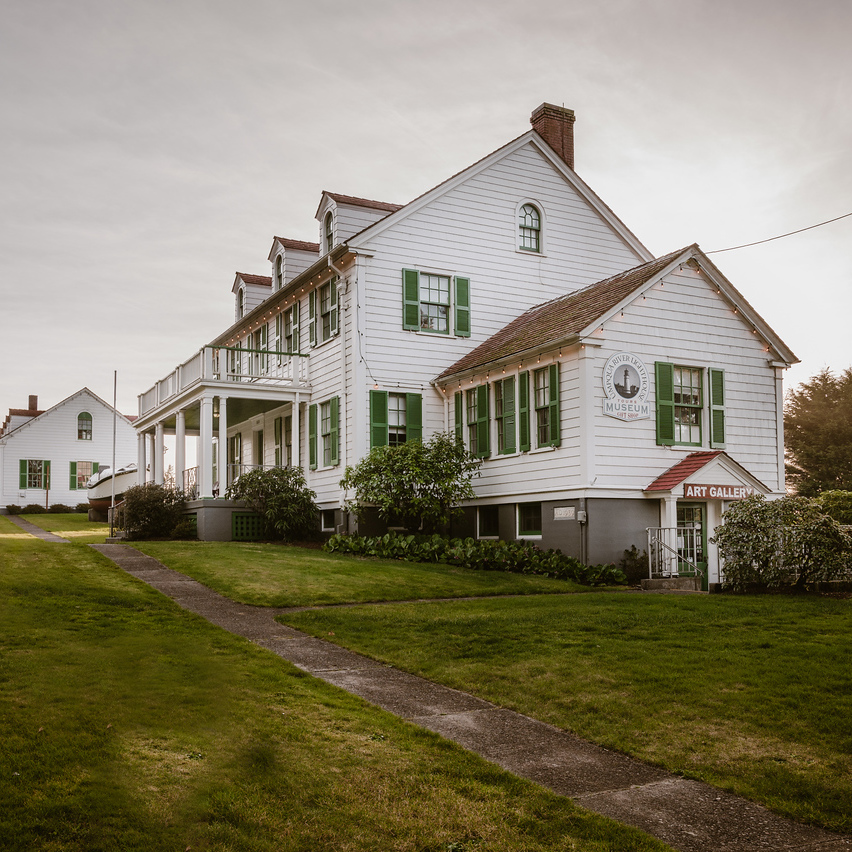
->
[677,503,708,590]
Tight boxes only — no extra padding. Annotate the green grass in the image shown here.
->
[282,592,852,835]
[19,512,110,544]
[131,540,583,606]
[0,534,671,851]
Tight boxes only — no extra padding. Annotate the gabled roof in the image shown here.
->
[273,237,320,252]
[436,248,688,381]
[0,408,44,437]
[315,191,403,221]
[235,273,272,287]
[644,451,724,492]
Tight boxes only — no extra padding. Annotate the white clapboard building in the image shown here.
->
[134,103,797,588]
[0,390,137,510]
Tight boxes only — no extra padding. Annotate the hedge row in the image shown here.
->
[5,504,89,515]
[324,532,626,586]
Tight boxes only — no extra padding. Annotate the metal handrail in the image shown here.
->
[646,527,706,581]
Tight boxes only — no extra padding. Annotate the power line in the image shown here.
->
[706,211,852,254]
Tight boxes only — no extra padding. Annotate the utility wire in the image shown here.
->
[706,210,852,254]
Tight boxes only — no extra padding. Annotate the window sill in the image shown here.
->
[515,248,547,258]
[518,534,542,540]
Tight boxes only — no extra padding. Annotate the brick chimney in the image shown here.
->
[531,103,575,170]
[28,395,38,411]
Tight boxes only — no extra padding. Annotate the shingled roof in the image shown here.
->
[436,247,691,382]
[644,451,724,492]
[325,192,403,213]
[273,237,320,253]
[236,273,272,287]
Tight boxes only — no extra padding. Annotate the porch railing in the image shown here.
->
[183,467,198,499]
[139,346,310,416]
[646,527,705,581]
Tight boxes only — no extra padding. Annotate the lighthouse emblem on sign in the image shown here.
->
[602,352,651,421]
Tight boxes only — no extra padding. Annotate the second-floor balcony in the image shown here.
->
[139,345,309,418]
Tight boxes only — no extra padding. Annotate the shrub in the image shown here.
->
[324,532,626,586]
[618,545,650,585]
[5,505,22,515]
[122,484,188,540]
[23,504,46,514]
[815,490,852,525]
[226,467,319,542]
[75,503,90,514]
[48,504,74,514]
[712,494,852,592]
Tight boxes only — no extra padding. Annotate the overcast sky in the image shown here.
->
[2,0,850,419]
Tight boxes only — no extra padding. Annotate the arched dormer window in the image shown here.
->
[237,288,245,319]
[78,412,92,441]
[518,203,542,253]
[275,255,284,291]
[324,212,334,254]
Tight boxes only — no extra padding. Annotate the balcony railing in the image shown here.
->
[139,346,309,416]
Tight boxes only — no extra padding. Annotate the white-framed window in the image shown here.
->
[324,212,334,254]
[494,377,516,455]
[310,397,339,469]
[655,363,725,448]
[321,509,336,531]
[71,460,97,490]
[518,203,542,253]
[77,412,92,441]
[532,365,560,448]
[275,254,284,291]
[388,393,407,446]
[419,273,450,334]
[478,505,500,539]
[309,279,337,346]
[321,401,333,466]
[517,502,542,538]
[19,459,50,490]
[237,288,245,319]
[402,269,470,337]
[284,304,299,352]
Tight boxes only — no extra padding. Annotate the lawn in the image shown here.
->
[0,532,670,852]
[18,511,110,544]
[282,592,852,835]
[132,539,583,606]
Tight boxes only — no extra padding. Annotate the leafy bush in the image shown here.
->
[815,490,852,525]
[48,504,74,514]
[340,432,481,534]
[711,494,852,592]
[75,503,90,513]
[23,504,46,514]
[5,505,22,515]
[226,467,319,542]
[325,532,625,586]
[618,545,650,585]
[122,484,188,540]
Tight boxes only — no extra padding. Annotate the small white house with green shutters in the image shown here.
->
[0,389,137,511]
[133,102,797,586]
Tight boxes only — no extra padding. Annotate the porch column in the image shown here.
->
[154,422,165,485]
[175,410,186,493]
[198,394,214,499]
[661,495,678,576]
[293,393,301,470]
[218,395,228,495]
[137,432,147,485]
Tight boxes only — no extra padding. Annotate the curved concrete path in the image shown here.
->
[5,514,72,542]
[89,542,849,852]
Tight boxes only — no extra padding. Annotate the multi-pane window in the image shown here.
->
[72,461,95,490]
[275,255,284,290]
[388,393,407,446]
[310,280,337,345]
[321,401,333,466]
[419,273,450,333]
[324,212,334,253]
[284,415,293,466]
[237,288,245,319]
[534,369,551,446]
[466,389,480,456]
[518,502,542,536]
[478,505,499,538]
[20,460,50,490]
[77,412,92,440]
[519,204,541,252]
[673,367,703,445]
[284,305,299,352]
[252,326,268,374]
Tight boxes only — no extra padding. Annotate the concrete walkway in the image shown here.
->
[89,542,849,852]
[5,514,71,542]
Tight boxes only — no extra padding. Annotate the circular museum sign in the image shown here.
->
[602,352,651,421]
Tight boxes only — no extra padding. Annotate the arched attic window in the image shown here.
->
[78,412,92,441]
[275,255,284,291]
[237,288,245,319]
[324,212,334,254]
[518,203,542,253]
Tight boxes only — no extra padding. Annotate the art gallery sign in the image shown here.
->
[602,352,650,421]
[683,484,755,500]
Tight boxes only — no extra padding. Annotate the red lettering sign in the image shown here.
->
[684,483,755,500]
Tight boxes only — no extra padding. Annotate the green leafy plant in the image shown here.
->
[122,483,188,540]
[22,504,46,514]
[226,466,319,542]
[48,503,74,514]
[814,490,852,525]
[711,494,852,591]
[5,505,22,515]
[340,432,481,534]
[618,545,650,585]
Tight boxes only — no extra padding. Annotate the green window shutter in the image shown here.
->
[709,368,726,448]
[308,291,317,347]
[20,459,27,489]
[406,393,423,443]
[402,269,420,330]
[547,363,561,447]
[93,462,99,474]
[518,371,530,452]
[476,383,490,458]
[274,417,282,466]
[370,390,388,448]
[454,391,463,443]
[655,362,676,446]
[70,462,77,490]
[502,377,516,454]
[308,404,318,469]
[454,276,471,337]
[330,278,339,336]
[44,460,51,490]
[330,396,340,466]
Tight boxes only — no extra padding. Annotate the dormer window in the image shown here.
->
[519,203,542,252]
[324,212,334,254]
[275,255,284,291]
[237,288,245,319]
